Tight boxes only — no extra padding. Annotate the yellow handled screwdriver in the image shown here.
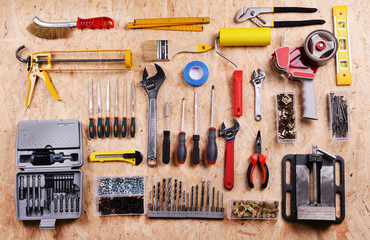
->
[90,150,143,165]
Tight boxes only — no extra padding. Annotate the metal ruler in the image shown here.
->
[333,6,352,85]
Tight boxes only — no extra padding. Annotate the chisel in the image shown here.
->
[113,79,119,137]
[130,80,136,138]
[97,80,103,138]
[122,80,127,137]
[105,80,110,137]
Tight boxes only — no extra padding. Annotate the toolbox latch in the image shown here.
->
[39,219,56,229]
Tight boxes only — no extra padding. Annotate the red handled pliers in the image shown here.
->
[247,130,269,188]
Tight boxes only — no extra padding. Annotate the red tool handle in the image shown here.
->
[233,70,243,117]
[224,139,235,190]
[247,154,269,188]
[77,17,114,29]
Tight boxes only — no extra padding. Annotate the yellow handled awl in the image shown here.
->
[90,150,143,165]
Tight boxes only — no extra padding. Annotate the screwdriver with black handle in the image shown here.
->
[88,79,95,138]
[113,79,119,137]
[105,80,110,137]
[122,80,127,137]
[130,79,136,138]
[193,91,200,164]
[177,98,187,164]
[163,102,170,164]
[97,80,103,138]
[206,85,218,164]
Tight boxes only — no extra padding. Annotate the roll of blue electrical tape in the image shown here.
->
[183,61,209,87]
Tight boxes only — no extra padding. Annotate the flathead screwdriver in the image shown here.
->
[177,98,187,164]
[162,102,170,164]
[207,85,218,164]
[113,79,119,137]
[193,91,200,164]
[122,80,127,137]
[105,80,110,137]
[130,79,136,138]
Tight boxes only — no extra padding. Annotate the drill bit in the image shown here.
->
[153,184,156,211]
[26,176,30,215]
[195,184,199,211]
[76,194,80,212]
[71,196,74,212]
[60,194,64,213]
[201,180,205,211]
[157,182,160,211]
[206,181,210,212]
[211,187,215,212]
[65,196,69,213]
[38,175,41,213]
[32,175,35,213]
[186,192,189,211]
[20,176,24,200]
[162,179,166,211]
[216,191,219,212]
[178,181,182,211]
[149,191,152,210]
[54,195,58,213]
[182,191,186,211]
[191,186,194,211]
[168,178,172,211]
[174,179,177,211]
[221,193,224,212]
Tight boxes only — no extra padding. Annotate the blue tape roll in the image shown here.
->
[183,61,209,87]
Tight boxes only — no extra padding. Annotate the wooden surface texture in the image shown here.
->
[0,0,369,239]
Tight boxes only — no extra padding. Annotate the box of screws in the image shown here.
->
[94,176,145,216]
[275,92,297,143]
[15,119,83,229]
[147,178,224,219]
[227,199,280,220]
[329,91,351,141]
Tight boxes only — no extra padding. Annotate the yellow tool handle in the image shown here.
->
[90,151,136,165]
[25,65,61,108]
[133,17,210,25]
[127,23,203,31]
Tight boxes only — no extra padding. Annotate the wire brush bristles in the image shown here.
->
[26,22,70,39]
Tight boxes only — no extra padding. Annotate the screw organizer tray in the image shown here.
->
[15,119,83,229]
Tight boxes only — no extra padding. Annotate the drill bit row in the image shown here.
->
[53,194,80,213]
[19,175,42,216]
[148,178,224,219]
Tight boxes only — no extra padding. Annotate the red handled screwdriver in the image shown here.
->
[207,85,218,164]
[177,98,187,164]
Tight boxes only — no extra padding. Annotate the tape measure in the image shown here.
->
[127,17,210,32]
[184,61,209,87]
[333,6,352,85]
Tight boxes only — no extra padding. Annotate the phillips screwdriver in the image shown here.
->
[193,91,200,164]
[207,85,218,164]
[97,80,103,138]
[88,79,95,138]
[163,102,170,164]
[105,80,110,137]
[177,98,187,164]
[130,79,136,138]
[113,79,119,137]
[122,80,127,137]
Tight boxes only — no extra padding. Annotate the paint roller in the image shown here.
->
[215,28,271,117]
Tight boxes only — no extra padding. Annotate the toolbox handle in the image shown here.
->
[77,17,114,29]
[40,219,56,229]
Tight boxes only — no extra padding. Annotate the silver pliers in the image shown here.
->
[235,7,325,27]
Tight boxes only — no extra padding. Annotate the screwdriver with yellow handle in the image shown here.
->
[90,150,143,165]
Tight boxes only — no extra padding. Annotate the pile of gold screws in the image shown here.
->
[232,200,279,219]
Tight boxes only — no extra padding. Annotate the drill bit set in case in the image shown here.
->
[14,119,83,229]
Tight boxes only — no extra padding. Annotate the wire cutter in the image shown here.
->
[235,7,325,28]
[247,130,269,188]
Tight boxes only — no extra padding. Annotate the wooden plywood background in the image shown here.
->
[0,0,369,239]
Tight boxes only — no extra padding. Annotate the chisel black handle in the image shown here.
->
[206,128,218,164]
[89,118,95,138]
[97,117,103,138]
[193,134,200,164]
[105,117,110,138]
[130,117,136,138]
[122,117,127,137]
[162,130,170,164]
[273,7,318,13]
[113,116,119,137]
[177,132,187,164]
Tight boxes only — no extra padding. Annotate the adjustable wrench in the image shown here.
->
[140,64,166,167]
[220,119,240,190]
[251,69,265,121]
